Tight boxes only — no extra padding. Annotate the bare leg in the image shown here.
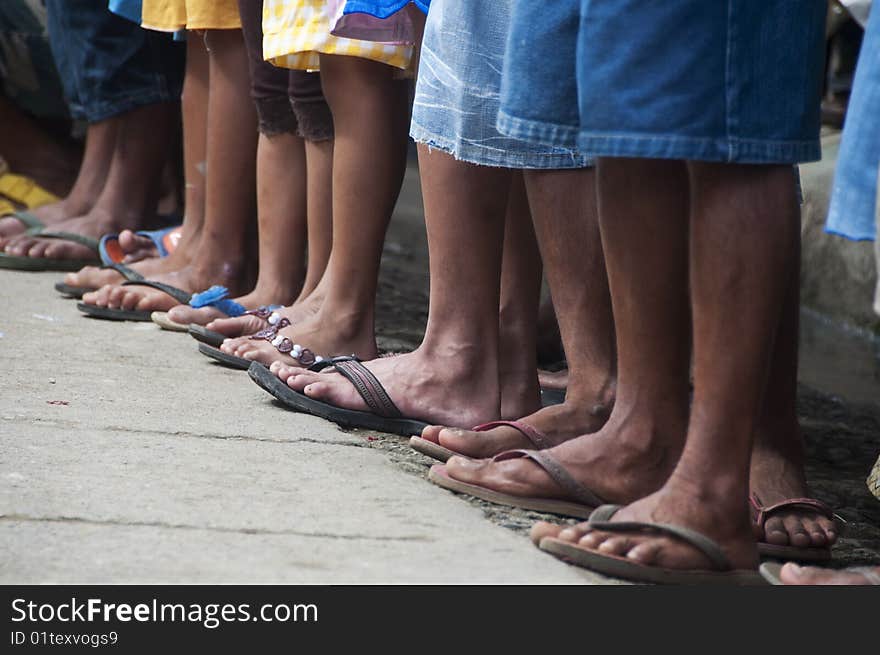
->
[422,167,617,457]
[497,172,543,419]
[0,118,115,244]
[222,54,407,363]
[271,147,511,428]
[168,129,308,324]
[63,32,209,289]
[443,159,684,489]
[298,138,334,300]
[204,135,334,336]
[566,163,797,573]
[83,28,258,312]
[749,224,839,549]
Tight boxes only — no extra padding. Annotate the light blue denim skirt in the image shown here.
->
[498,0,826,164]
[409,0,588,169]
[826,0,880,242]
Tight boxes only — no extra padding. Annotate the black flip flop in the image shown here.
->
[198,342,252,369]
[189,324,227,348]
[248,360,430,437]
[54,282,92,298]
[77,279,190,322]
[55,262,144,299]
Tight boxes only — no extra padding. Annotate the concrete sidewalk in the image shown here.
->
[0,270,608,584]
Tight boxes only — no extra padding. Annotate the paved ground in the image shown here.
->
[2,165,879,583]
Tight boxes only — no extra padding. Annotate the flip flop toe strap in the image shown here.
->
[329,359,403,419]
[493,449,605,507]
[250,312,290,339]
[188,285,246,317]
[121,280,192,304]
[101,262,144,282]
[5,210,44,229]
[473,420,552,449]
[35,230,99,253]
[749,494,843,530]
[587,510,733,572]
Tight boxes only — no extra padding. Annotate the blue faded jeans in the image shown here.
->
[498,0,825,164]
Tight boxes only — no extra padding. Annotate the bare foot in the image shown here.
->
[778,563,880,585]
[0,196,91,244]
[116,227,182,263]
[270,347,502,428]
[438,401,685,508]
[4,211,118,261]
[82,261,249,313]
[749,421,840,550]
[205,289,325,338]
[220,302,375,367]
[165,287,294,327]
[419,398,611,460]
[543,480,759,573]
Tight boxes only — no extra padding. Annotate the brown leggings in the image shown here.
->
[237,0,333,140]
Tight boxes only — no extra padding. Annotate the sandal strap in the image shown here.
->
[749,493,839,528]
[330,359,402,419]
[307,355,360,372]
[34,230,99,252]
[120,280,192,304]
[587,504,733,572]
[473,420,552,449]
[493,449,605,507]
[4,210,44,229]
[188,285,246,317]
[100,262,144,282]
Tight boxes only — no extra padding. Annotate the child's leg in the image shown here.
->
[83,27,259,312]
[220,54,408,362]
[62,31,209,290]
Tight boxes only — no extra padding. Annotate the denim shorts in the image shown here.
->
[826,0,880,243]
[46,0,184,123]
[498,0,825,164]
[409,0,588,170]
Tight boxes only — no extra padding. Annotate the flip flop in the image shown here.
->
[152,294,281,333]
[750,493,845,562]
[196,321,321,367]
[410,420,554,463]
[427,449,603,518]
[248,359,430,437]
[538,504,765,585]
[189,324,227,347]
[151,311,190,331]
[198,342,253,369]
[98,225,181,265]
[759,561,880,586]
[77,280,191,321]
[54,262,145,298]
[0,229,101,271]
[0,209,44,232]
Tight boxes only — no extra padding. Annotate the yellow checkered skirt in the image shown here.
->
[141,0,242,32]
[263,0,413,71]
